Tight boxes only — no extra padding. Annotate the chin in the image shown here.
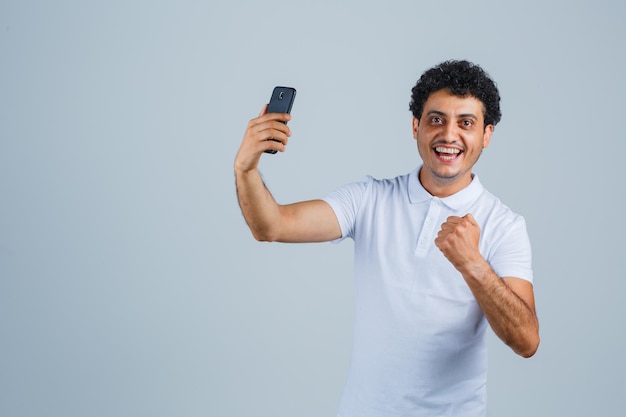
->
[430,165,461,179]
[430,165,470,184]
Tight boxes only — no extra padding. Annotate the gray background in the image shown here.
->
[1,0,624,416]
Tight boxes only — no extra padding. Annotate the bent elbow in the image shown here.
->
[251,231,273,242]
[515,334,540,358]
[250,227,279,242]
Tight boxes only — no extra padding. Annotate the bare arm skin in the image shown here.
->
[435,214,540,358]
[234,106,341,243]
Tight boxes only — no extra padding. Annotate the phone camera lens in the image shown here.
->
[278,92,284,100]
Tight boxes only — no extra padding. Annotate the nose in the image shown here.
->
[443,121,458,140]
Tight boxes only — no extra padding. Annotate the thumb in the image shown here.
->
[259,104,269,116]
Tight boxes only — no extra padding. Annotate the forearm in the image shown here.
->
[462,261,540,357]
[234,109,341,243]
[235,168,282,242]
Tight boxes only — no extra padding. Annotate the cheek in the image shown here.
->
[415,137,431,159]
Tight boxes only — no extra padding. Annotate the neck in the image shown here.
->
[418,168,473,198]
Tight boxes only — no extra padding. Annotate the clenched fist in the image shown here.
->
[435,214,484,274]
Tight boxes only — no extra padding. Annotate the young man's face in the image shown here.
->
[412,89,493,197]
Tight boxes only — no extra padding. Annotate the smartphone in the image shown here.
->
[264,86,296,154]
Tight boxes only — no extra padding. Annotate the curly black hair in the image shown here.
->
[409,60,501,127]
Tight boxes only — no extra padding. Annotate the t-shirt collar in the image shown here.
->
[408,166,484,210]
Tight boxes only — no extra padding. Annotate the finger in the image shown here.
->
[265,138,287,153]
[264,112,292,123]
[463,213,477,226]
[265,134,289,147]
[251,108,290,127]
[263,121,291,140]
[249,118,291,139]
[446,216,462,223]
[439,216,460,231]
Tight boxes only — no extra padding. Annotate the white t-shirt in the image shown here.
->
[323,167,533,417]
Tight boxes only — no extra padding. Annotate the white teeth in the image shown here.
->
[435,147,461,154]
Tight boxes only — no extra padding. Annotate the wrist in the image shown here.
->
[459,258,492,283]
[234,159,258,176]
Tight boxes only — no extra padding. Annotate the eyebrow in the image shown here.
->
[426,110,478,120]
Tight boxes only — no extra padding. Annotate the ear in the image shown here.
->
[482,124,494,149]
[412,117,420,140]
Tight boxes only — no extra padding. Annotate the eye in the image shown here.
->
[430,116,443,125]
[460,119,474,129]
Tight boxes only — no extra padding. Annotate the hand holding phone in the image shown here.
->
[264,86,296,154]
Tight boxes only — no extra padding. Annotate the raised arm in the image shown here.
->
[435,214,540,358]
[234,106,342,243]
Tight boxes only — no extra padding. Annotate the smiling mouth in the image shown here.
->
[434,146,463,161]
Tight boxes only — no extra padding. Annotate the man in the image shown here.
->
[234,60,539,417]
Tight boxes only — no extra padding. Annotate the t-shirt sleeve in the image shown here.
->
[489,215,534,284]
[322,176,373,242]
